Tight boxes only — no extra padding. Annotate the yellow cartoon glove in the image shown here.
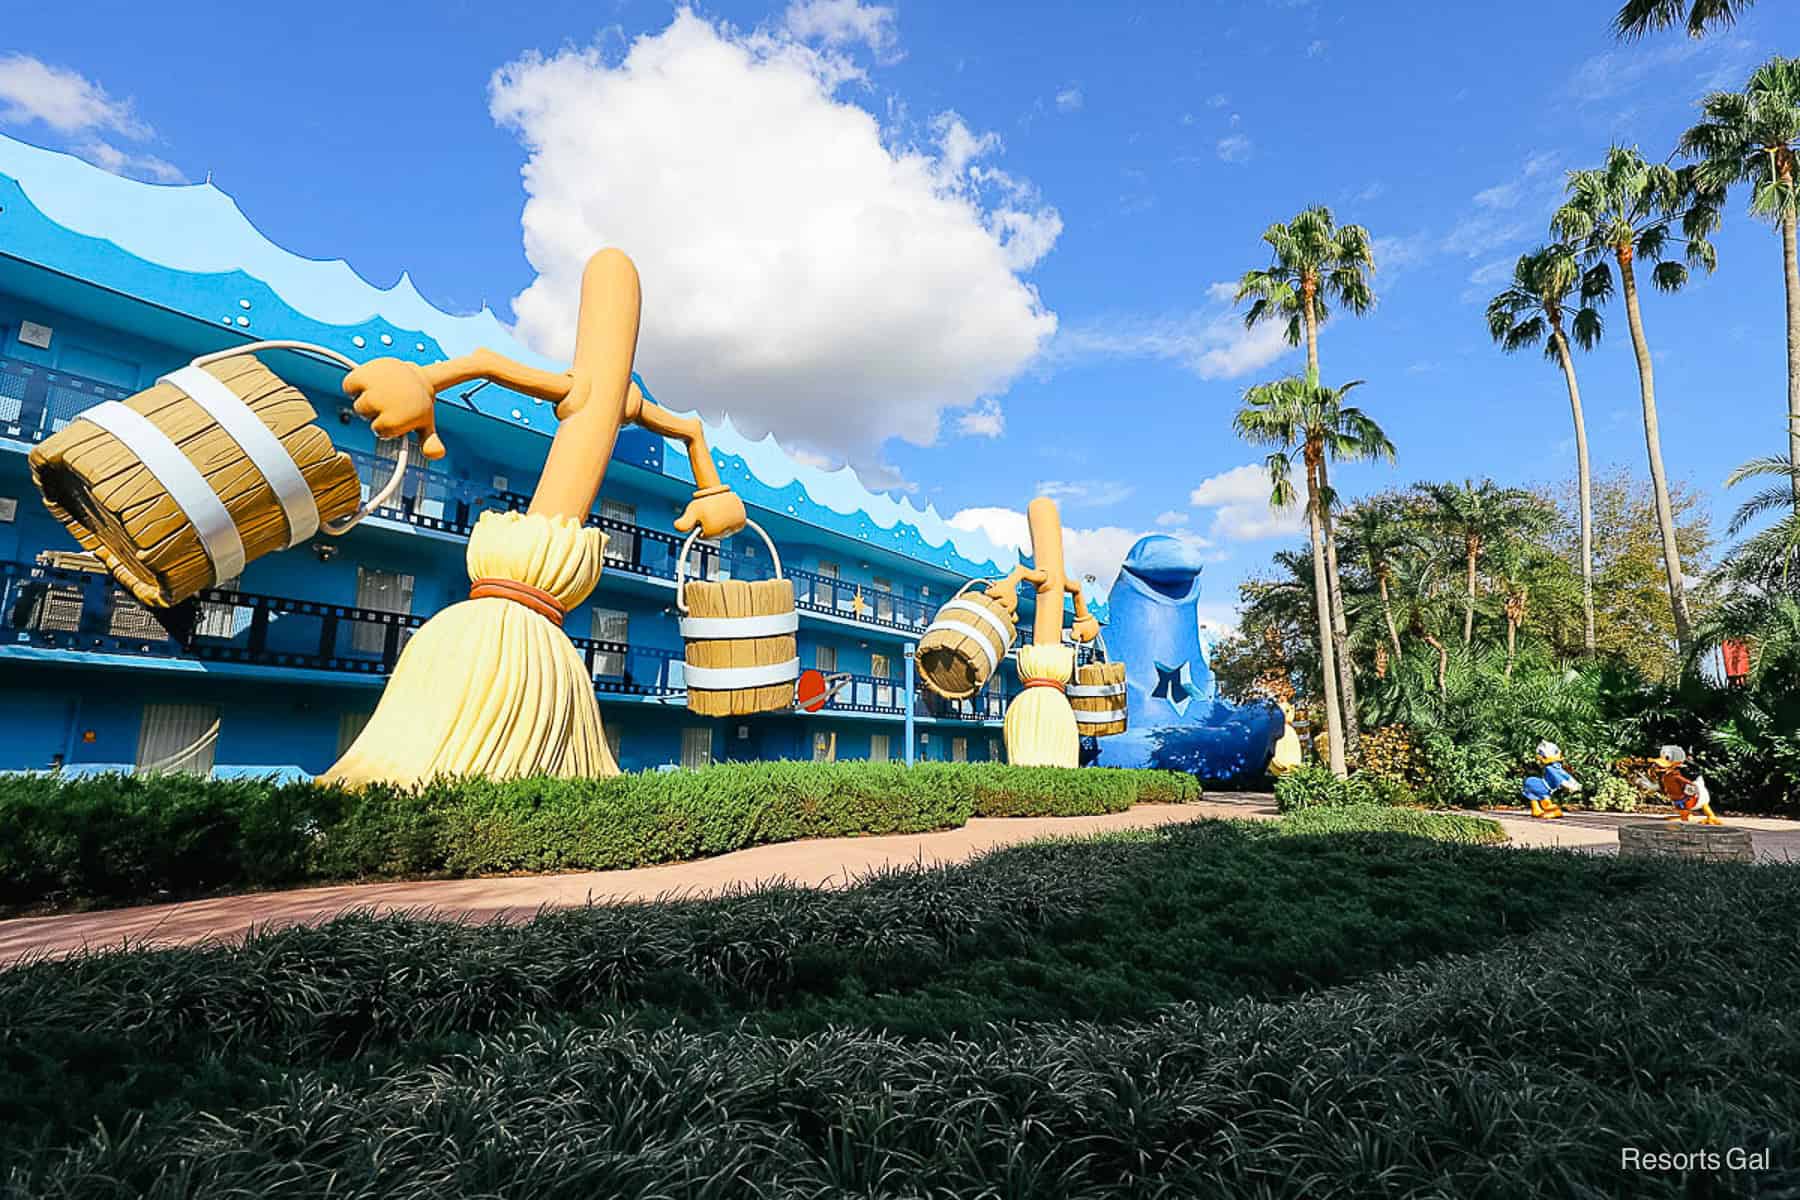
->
[675,486,747,539]
[343,358,447,459]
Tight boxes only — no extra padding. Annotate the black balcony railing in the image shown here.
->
[0,355,133,443]
[2,353,981,642]
[0,557,1011,720]
[1,558,683,697]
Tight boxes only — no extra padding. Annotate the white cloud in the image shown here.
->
[1053,310,1292,380]
[1189,462,1306,542]
[1207,93,1229,108]
[1216,134,1252,164]
[947,507,1208,597]
[782,0,900,60]
[1306,39,1328,58]
[1204,280,1237,303]
[1154,510,1189,527]
[956,397,1005,437]
[1352,181,1386,203]
[1473,182,1520,210]
[0,54,150,139]
[1034,479,1134,508]
[77,139,183,183]
[0,54,184,183]
[490,10,1059,472]
[1054,86,1083,113]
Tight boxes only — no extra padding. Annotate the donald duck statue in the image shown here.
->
[1521,740,1581,820]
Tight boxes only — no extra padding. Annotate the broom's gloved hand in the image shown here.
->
[344,358,447,460]
[676,486,747,539]
[1070,615,1101,644]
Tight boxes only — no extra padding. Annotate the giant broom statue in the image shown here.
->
[322,248,747,785]
[1000,497,1100,768]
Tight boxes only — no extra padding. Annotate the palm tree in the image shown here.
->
[1680,58,1800,510]
[1415,480,1554,647]
[1552,146,1722,652]
[1719,455,1800,589]
[1338,495,1420,666]
[1236,206,1376,755]
[1486,245,1604,654]
[1615,0,1756,39]
[1235,374,1390,776]
[1488,537,1580,678]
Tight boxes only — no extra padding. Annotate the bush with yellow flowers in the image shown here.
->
[1355,725,1430,788]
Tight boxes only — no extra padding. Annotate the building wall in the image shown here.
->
[0,285,1017,777]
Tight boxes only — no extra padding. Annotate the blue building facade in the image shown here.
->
[0,136,1045,776]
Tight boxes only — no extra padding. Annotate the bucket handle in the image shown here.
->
[187,340,408,536]
[675,517,783,614]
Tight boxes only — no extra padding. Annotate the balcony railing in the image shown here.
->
[0,355,133,443]
[0,558,1011,721]
[2,353,976,642]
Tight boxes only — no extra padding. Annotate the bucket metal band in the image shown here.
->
[923,618,998,675]
[683,658,801,690]
[160,365,320,546]
[938,596,1013,644]
[1067,682,1126,698]
[1074,709,1125,725]
[79,401,246,581]
[679,611,799,640]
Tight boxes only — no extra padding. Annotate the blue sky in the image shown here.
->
[2,1,1791,627]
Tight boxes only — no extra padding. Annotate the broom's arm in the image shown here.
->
[986,564,1046,616]
[1065,577,1100,645]
[624,388,747,538]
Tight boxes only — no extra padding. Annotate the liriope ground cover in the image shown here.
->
[3,812,1793,1196]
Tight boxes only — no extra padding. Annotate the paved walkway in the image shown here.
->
[0,798,1270,967]
[4,797,1795,968]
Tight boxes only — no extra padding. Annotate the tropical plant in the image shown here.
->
[1717,455,1800,588]
[1681,57,1800,509]
[1489,535,1580,677]
[1236,206,1378,755]
[1415,479,1555,647]
[1337,495,1421,665]
[1235,374,1394,776]
[1614,0,1757,39]
[1553,145,1722,652]
[1487,245,1603,653]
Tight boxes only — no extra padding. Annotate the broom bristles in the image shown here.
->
[1004,643,1078,768]
[320,511,618,787]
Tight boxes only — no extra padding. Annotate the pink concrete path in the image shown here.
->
[0,798,1272,967]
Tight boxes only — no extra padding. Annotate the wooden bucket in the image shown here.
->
[1071,661,1127,736]
[677,519,798,716]
[918,580,1016,699]
[27,341,402,608]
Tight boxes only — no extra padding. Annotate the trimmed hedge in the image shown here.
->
[0,763,1198,911]
[1280,803,1509,845]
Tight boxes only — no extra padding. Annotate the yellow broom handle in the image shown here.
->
[1026,497,1068,645]
[529,249,644,521]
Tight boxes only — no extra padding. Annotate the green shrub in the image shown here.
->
[0,763,1199,911]
[1586,774,1640,813]
[1279,804,1509,844]
[1415,733,1513,809]
[1275,766,1414,812]
[1272,764,1342,812]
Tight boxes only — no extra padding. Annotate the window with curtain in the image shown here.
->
[352,567,415,654]
[814,561,839,608]
[336,711,373,757]
[814,644,837,672]
[606,724,624,767]
[591,607,629,678]
[601,498,637,566]
[812,731,833,762]
[871,576,893,622]
[869,652,892,708]
[989,737,1003,763]
[869,733,890,763]
[952,736,968,763]
[135,703,219,775]
[681,726,713,770]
